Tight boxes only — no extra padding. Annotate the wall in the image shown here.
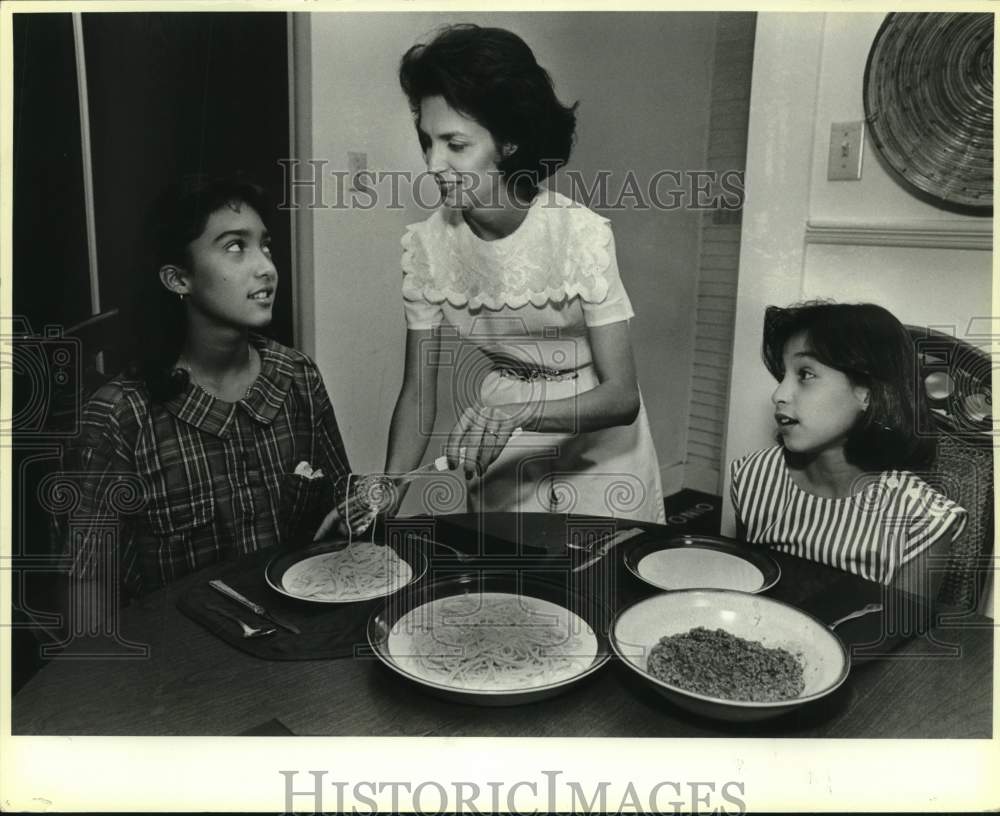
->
[723,13,826,525]
[807,13,989,227]
[297,12,716,507]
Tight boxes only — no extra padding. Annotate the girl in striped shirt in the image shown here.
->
[730,302,966,593]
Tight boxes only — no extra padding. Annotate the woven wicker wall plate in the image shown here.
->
[864,13,993,215]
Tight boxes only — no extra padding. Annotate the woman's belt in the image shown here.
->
[492,361,588,382]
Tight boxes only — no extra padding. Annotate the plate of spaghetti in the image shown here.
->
[265,539,427,604]
[368,574,611,705]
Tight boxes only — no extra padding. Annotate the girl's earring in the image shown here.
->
[178,293,186,302]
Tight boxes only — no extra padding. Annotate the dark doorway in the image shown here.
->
[13,11,294,358]
[12,13,91,337]
[82,12,294,358]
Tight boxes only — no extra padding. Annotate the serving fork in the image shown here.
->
[829,603,883,630]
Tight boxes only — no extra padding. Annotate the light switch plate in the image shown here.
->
[828,121,864,181]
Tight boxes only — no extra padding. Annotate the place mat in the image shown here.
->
[798,574,932,663]
[177,550,380,661]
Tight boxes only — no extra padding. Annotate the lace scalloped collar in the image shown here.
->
[402,191,614,311]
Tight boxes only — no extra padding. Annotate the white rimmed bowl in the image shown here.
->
[611,590,850,721]
[623,534,780,594]
[368,573,611,706]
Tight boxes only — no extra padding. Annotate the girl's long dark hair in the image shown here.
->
[126,175,269,401]
[762,300,936,472]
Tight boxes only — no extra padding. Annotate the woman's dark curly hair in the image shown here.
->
[762,300,936,472]
[127,174,269,401]
[399,24,578,194]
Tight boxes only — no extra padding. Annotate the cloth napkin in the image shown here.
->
[176,549,381,660]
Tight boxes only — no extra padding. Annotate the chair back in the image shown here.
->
[907,325,994,609]
[10,309,122,687]
[68,307,123,397]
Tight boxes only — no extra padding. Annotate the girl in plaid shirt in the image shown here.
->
[68,177,353,598]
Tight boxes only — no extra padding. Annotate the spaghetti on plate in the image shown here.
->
[388,593,597,691]
[281,542,413,602]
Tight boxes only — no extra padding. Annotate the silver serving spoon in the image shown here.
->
[830,603,883,630]
[206,604,277,638]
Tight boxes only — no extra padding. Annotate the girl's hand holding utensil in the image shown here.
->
[312,458,451,542]
[312,504,375,544]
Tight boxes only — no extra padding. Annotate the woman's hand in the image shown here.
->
[437,323,641,481]
[445,404,521,478]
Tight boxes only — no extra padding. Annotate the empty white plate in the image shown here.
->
[624,534,780,594]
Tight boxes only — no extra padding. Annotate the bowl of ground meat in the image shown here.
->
[611,590,850,721]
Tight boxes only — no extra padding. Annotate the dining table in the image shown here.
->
[11,512,993,738]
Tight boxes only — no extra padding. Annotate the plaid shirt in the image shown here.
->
[66,335,351,596]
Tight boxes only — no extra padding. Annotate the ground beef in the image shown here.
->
[646,626,805,702]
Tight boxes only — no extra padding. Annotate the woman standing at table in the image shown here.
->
[386,24,664,522]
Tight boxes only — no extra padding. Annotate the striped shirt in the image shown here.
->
[66,335,351,596]
[730,446,967,584]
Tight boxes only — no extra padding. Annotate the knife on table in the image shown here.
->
[209,579,301,634]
